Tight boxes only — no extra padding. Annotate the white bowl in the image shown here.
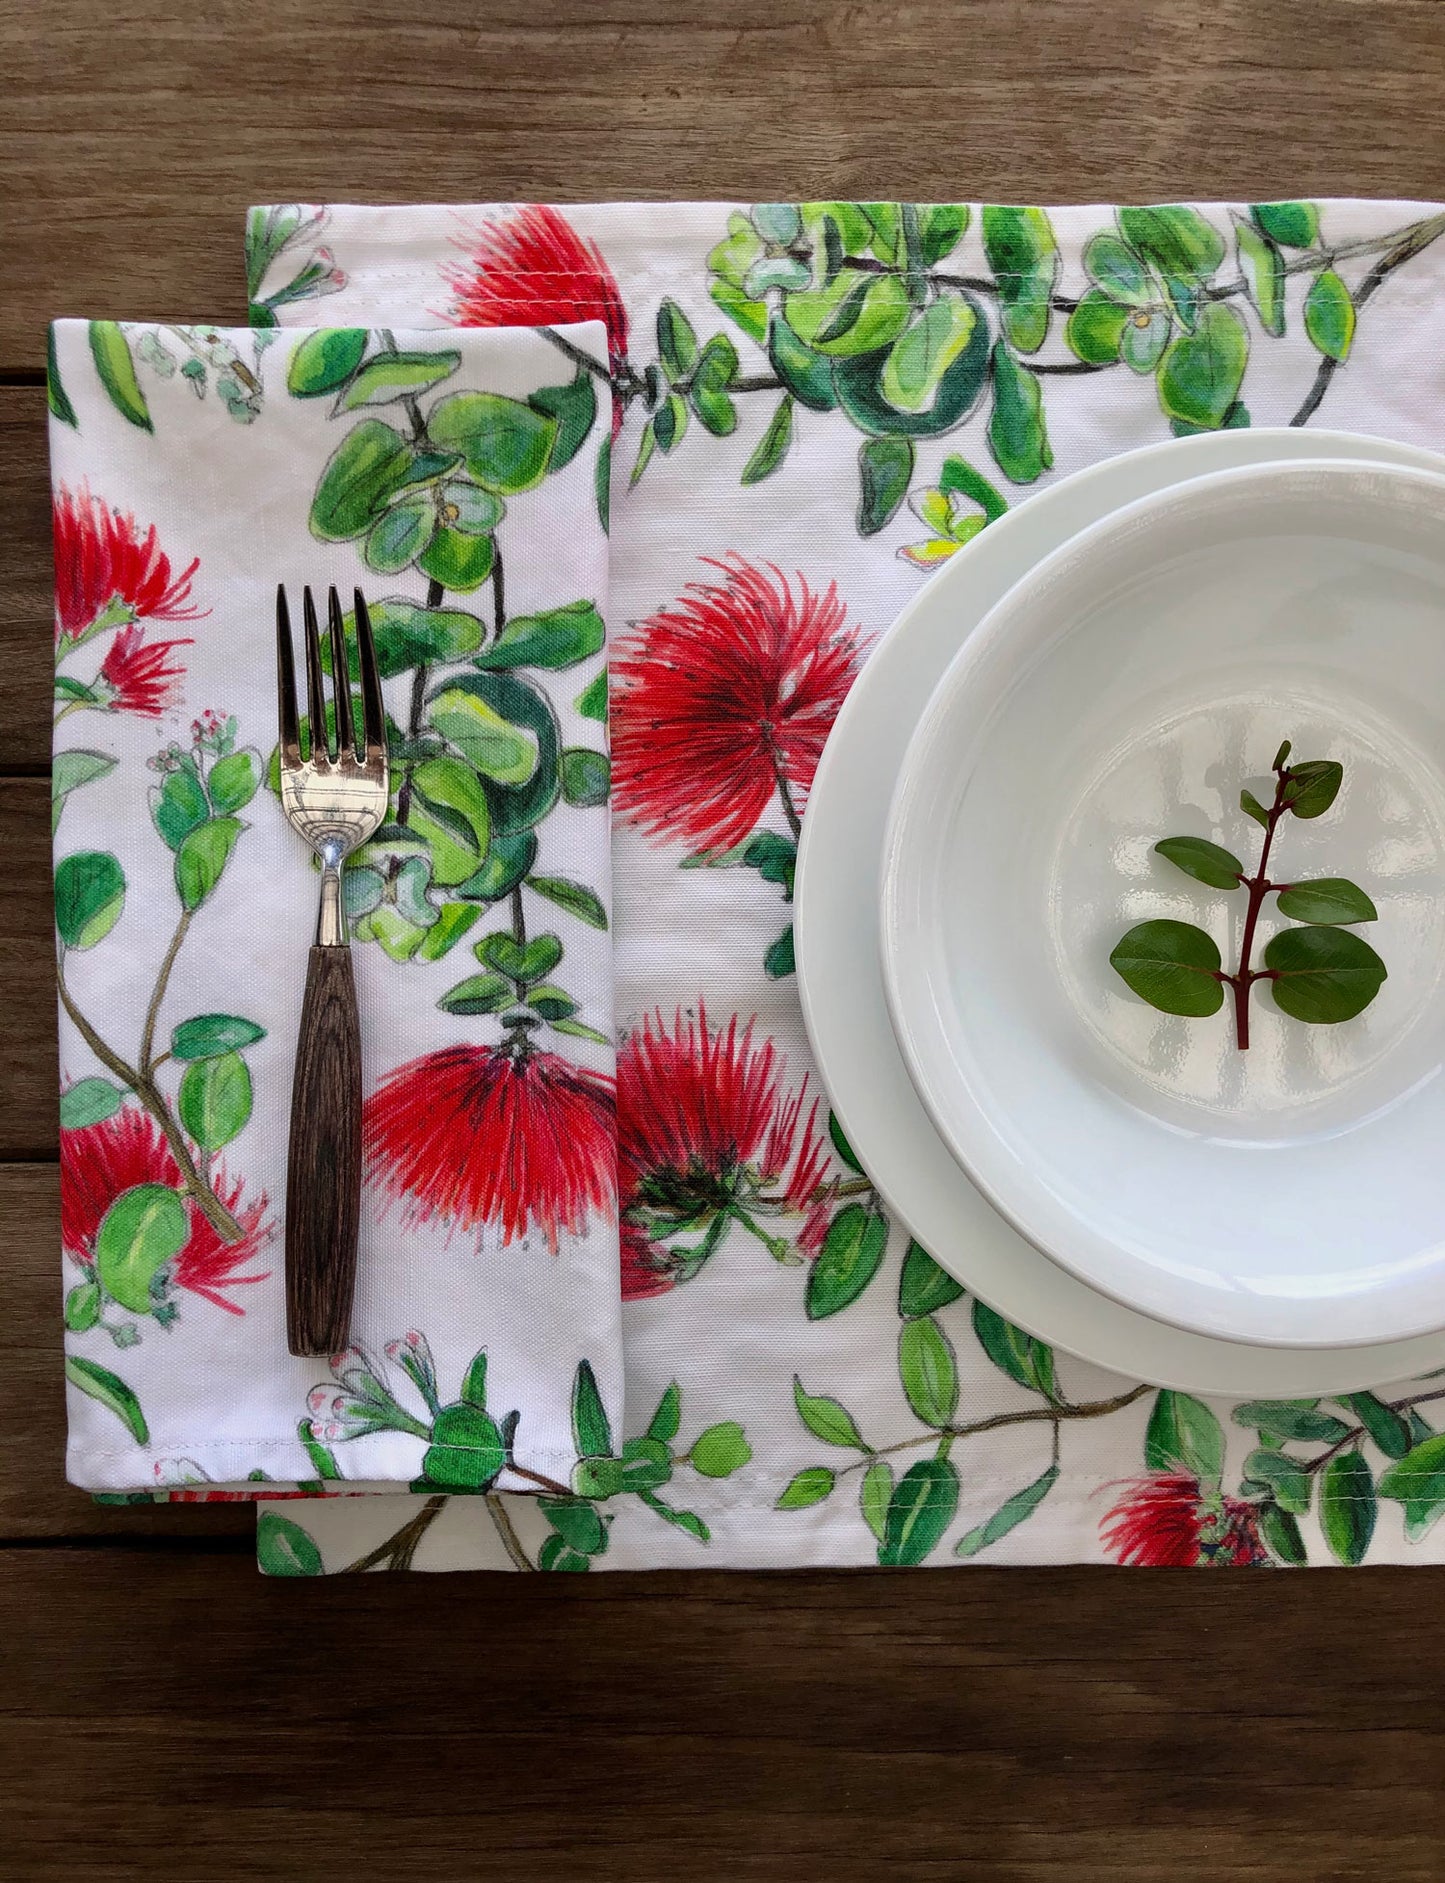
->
[881,458,1445,1349]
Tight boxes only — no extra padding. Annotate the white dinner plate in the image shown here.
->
[796,428,1445,1395]
[881,458,1445,1350]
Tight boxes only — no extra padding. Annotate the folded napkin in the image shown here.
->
[49,315,621,1496]
[229,198,1445,1574]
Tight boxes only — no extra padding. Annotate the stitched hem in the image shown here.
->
[69,1436,587,1494]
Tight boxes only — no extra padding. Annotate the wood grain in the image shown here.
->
[4,0,1445,368]
[0,393,52,773]
[285,944,362,1356]
[1,781,60,1161]
[9,1,1445,1873]
[5,1550,1445,1881]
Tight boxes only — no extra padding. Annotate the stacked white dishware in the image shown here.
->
[799,431,1445,1396]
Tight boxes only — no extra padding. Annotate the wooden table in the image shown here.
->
[5,4,1445,1875]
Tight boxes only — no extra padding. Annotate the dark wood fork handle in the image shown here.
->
[285,944,362,1357]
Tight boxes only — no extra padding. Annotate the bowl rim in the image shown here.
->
[878,453,1445,1350]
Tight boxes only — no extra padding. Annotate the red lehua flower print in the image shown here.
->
[620,1217,678,1302]
[1100,1472,1269,1568]
[617,1005,826,1299]
[60,1107,270,1313]
[796,1196,833,1262]
[363,1044,616,1250]
[163,1488,310,1503]
[96,623,190,718]
[165,1488,315,1502]
[447,205,630,425]
[158,1465,312,1504]
[172,1174,272,1312]
[612,557,867,855]
[53,480,204,646]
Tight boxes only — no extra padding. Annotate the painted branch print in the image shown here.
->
[435,202,1445,548]
[263,1337,754,1573]
[56,702,273,1442]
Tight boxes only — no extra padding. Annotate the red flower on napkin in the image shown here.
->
[1100,1472,1268,1567]
[447,205,630,389]
[363,1043,616,1251]
[53,480,204,647]
[60,1108,270,1314]
[93,623,190,718]
[618,1005,826,1299]
[613,556,865,854]
[619,1218,681,1303]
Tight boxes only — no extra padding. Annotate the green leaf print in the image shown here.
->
[257,1512,325,1576]
[55,851,126,951]
[742,393,795,484]
[1378,1434,1445,1541]
[898,1243,964,1319]
[955,1464,1061,1558]
[428,391,558,493]
[177,1051,253,1151]
[793,1376,869,1451]
[89,322,153,431]
[52,750,117,834]
[1304,270,1356,360]
[691,201,1445,538]
[287,328,369,397]
[879,1457,960,1566]
[776,1467,836,1510]
[47,325,78,427]
[987,342,1052,483]
[58,1077,124,1130]
[981,205,1059,354]
[66,1356,149,1444]
[528,371,599,470]
[572,1359,613,1459]
[690,1422,752,1478]
[420,1404,507,1491]
[805,1205,887,1320]
[898,1316,959,1427]
[310,420,422,539]
[856,435,914,535]
[1319,1451,1376,1565]
[175,817,244,911]
[1157,305,1249,429]
[1146,1390,1224,1482]
[170,1014,266,1061]
[475,601,605,672]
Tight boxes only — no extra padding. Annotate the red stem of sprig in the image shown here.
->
[1221,762,1293,1051]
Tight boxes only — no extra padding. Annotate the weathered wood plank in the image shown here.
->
[0,390,52,773]
[3,0,1445,365]
[0,782,58,1160]
[3,1550,1445,1880]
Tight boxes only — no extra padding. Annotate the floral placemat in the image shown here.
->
[119,199,1445,1569]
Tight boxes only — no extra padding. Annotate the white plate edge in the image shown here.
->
[795,428,1445,1396]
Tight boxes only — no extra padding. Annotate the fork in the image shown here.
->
[275,585,388,1356]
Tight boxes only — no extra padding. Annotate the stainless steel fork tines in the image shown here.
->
[275,585,388,943]
[275,585,389,1357]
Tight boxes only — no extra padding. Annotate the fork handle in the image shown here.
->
[285,943,362,1357]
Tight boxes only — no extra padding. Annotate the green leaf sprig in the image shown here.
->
[1110,740,1386,1049]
